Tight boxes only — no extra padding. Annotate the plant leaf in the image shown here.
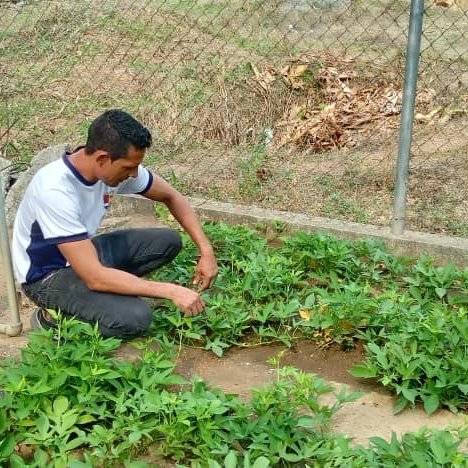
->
[349,364,376,378]
[53,396,69,415]
[252,457,270,468]
[422,394,440,414]
[401,387,417,404]
[124,462,149,468]
[207,460,222,468]
[393,395,409,414]
[299,309,311,321]
[37,415,50,438]
[224,451,238,468]
[0,434,15,458]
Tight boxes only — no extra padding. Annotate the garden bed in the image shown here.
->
[0,220,467,466]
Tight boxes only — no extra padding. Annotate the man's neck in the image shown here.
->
[68,147,98,183]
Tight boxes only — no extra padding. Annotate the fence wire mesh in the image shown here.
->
[1,0,467,236]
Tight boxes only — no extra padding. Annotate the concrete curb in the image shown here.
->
[113,194,468,266]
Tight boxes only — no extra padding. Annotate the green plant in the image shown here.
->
[2,222,467,466]
[152,222,468,414]
[0,312,466,466]
[0,316,184,466]
[356,428,468,467]
[352,300,468,414]
[237,146,268,198]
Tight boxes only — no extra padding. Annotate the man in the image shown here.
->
[12,109,218,339]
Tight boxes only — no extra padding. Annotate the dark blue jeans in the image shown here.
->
[22,228,182,339]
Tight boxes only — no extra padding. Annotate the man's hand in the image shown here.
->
[170,285,205,317]
[142,177,218,290]
[193,252,218,291]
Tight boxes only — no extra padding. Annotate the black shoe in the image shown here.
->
[30,307,57,331]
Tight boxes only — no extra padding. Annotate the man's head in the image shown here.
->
[85,109,152,160]
[85,110,152,186]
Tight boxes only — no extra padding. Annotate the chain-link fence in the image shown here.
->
[1,0,467,236]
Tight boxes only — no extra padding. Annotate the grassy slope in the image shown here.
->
[1,0,467,235]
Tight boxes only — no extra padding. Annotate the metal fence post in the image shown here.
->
[391,0,425,235]
[0,171,22,336]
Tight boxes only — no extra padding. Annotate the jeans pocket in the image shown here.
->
[23,270,60,306]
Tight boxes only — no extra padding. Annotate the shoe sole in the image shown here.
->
[30,307,45,331]
[30,307,58,332]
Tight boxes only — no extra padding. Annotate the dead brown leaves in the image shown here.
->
[249,53,437,152]
[433,0,468,9]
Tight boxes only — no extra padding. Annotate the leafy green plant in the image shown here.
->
[3,222,467,466]
[296,284,381,349]
[0,409,15,463]
[0,316,184,466]
[0,312,466,466]
[352,300,468,414]
[402,256,468,303]
[150,222,468,414]
[356,428,468,467]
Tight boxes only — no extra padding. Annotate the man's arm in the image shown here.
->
[57,239,205,316]
[142,174,218,290]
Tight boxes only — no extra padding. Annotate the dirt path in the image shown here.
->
[0,213,466,448]
[170,343,465,446]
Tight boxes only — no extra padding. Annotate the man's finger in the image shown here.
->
[199,276,210,291]
[192,273,201,286]
[198,297,205,311]
[209,274,217,288]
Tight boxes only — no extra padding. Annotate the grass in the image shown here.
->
[1,0,468,236]
[237,145,268,197]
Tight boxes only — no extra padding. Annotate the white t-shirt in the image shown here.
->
[12,150,153,284]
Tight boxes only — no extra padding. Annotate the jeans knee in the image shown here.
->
[127,302,152,336]
[102,301,152,339]
[166,229,182,259]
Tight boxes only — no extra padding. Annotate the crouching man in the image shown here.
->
[12,109,218,339]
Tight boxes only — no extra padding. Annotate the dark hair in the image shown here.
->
[85,109,152,160]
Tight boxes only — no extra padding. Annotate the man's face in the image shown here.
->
[97,145,145,187]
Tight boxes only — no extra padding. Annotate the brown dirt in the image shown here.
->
[174,341,383,401]
[171,342,465,446]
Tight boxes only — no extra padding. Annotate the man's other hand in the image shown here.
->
[171,285,205,317]
[193,252,218,291]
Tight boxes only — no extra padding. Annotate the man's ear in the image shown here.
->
[95,151,111,165]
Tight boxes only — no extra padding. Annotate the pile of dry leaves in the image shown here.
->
[249,52,436,152]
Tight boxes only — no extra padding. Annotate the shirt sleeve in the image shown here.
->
[35,189,88,243]
[117,166,153,195]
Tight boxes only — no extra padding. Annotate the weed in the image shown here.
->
[323,191,370,224]
[237,145,268,198]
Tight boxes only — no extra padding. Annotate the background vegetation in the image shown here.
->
[1,0,468,235]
